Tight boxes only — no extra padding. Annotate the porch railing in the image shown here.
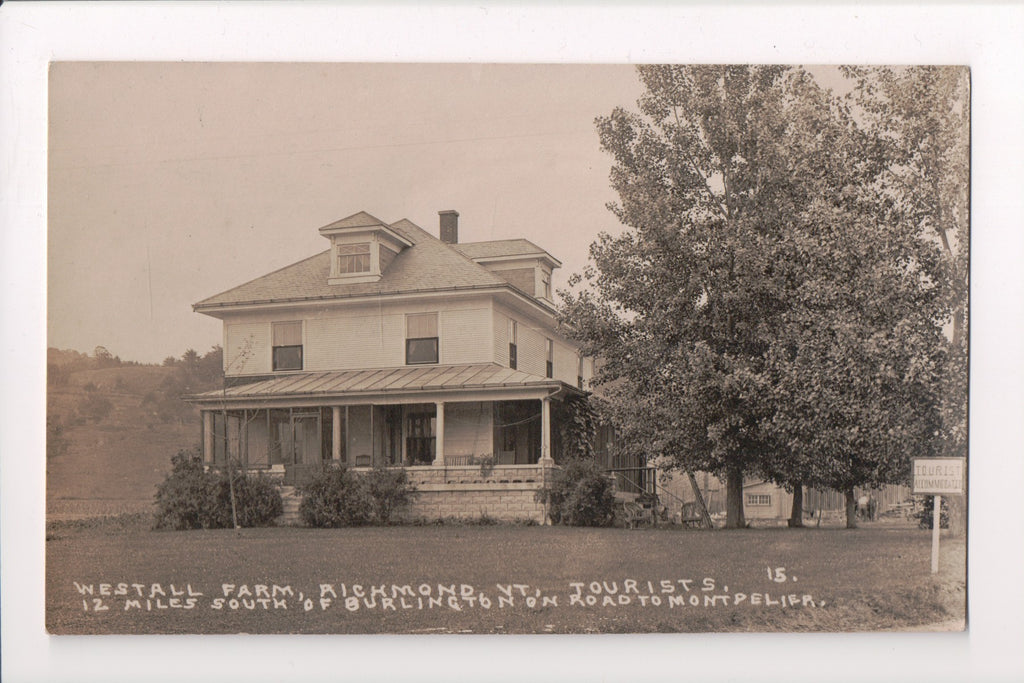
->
[606,466,657,496]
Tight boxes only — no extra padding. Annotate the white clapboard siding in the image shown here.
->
[305,312,404,370]
[493,309,509,367]
[553,341,579,385]
[516,321,547,378]
[225,322,270,375]
[440,308,491,365]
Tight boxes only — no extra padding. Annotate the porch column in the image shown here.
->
[433,401,445,466]
[540,396,554,464]
[332,406,342,461]
[202,411,214,464]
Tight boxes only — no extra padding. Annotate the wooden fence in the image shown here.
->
[804,484,913,514]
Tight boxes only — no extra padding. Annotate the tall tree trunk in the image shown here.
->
[844,488,858,529]
[788,481,804,528]
[725,463,746,529]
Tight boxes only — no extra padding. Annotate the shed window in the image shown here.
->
[406,313,439,364]
[272,321,303,371]
[337,242,371,274]
[746,493,772,507]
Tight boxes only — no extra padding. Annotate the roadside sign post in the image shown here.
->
[913,458,966,575]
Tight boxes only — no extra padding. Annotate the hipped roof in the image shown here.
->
[193,215,557,311]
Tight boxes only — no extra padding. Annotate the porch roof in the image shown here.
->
[189,364,579,403]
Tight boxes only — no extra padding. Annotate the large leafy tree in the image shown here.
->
[844,66,969,458]
[843,66,969,531]
[761,192,947,528]
[561,65,951,528]
[563,65,830,528]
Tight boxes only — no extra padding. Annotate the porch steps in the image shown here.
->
[277,486,304,526]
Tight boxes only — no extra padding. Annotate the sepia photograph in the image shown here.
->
[45,61,968,636]
[3,4,1023,683]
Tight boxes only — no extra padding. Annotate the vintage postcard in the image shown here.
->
[45,61,967,638]
[4,5,1022,683]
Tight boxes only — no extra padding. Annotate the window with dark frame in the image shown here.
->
[337,242,371,274]
[406,312,439,364]
[406,411,436,465]
[546,338,554,378]
[508,319,518,370]
[577,354,584,388]
[272,321,303,371]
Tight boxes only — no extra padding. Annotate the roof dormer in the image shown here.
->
[453,239,561,304]
[318,211,413,285]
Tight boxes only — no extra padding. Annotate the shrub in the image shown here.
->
[154,450,213,530]
[299,466,374,527]
[472,511,500,526]
[537,458,616,527]
[206,471,283,528]
[153,450,283,530]
[77,393,113,423]
[915,495,950,529]
[364,466,416,524]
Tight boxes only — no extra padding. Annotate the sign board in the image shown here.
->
[912,458,966,495]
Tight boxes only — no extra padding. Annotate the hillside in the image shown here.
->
[47,349,221,521]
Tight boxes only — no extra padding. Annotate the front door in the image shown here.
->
[292,412,322,465]
[405,410,435,465]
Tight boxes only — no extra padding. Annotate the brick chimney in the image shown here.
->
[439,210,459,244]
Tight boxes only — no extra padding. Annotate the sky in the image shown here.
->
[48,62,646,363]
[47,62,855,365]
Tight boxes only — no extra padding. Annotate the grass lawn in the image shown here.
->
[46,517,965,634]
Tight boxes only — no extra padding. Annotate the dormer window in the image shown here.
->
[541,272,551,300]
[318,211,413,285]
[337,242,371,274]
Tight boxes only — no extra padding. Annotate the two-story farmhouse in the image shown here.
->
[187,210,595,521]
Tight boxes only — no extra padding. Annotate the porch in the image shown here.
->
[188,365,587,521]
[201,397,571,486]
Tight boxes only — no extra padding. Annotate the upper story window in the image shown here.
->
[541,272,552,300]
[272,321,303,371]
[406,313,439,365]
[546,339,554,378]
[577,354,584,389]
[320,215,412,285]
[337,242,371,274]
[508,319,518,370]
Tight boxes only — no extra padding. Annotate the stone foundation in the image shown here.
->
[245,463,557,525]
[399,464,554,523]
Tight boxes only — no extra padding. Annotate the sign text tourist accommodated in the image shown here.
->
[912,458,965,495]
